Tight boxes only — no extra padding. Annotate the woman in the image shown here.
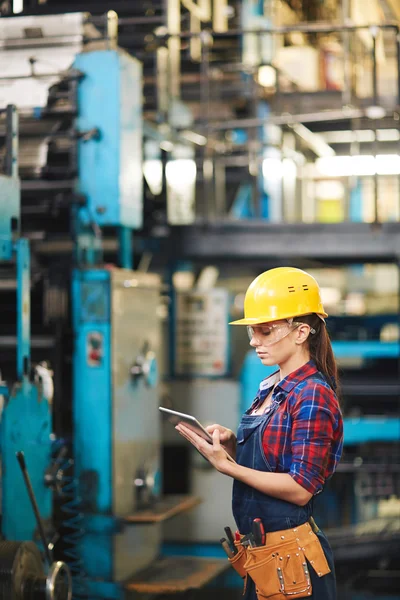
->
[175,267,343,600]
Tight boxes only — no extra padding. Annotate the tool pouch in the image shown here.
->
[228,541,248,579]
[243,531,330,600]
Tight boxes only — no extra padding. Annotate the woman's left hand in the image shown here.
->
[175,424,232,473]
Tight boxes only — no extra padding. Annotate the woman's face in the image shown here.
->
[248,320,301,366]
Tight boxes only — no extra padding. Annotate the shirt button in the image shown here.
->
[283,414,287,420]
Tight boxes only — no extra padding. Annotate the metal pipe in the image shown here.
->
[214,159,226,217]
[396,29,400,106]
[200,33,214,222]
[200,34,212,125]
[213,0,228,33]
[168,0,181,100]
[106,9,118,50]
[4,104,18,178]
[181,0,210,21]
[163,0,168,28]
[25,0,149,14]
[156,45,169,121]
[193,107,382,131]
[371,28,378,106]
[341,0,352,106]
[160,22,399,39]
[118,226,133,270]
[15,240,30,381]
[373,129,379,224]
[189,11,202,62]
[0,71,80,81]
[68,78,79,175]
[91,15,167,25]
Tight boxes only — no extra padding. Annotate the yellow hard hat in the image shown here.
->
[230,267,328,325]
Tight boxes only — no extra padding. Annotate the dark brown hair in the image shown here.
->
[299,314,339,395]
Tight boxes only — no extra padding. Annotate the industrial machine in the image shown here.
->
[69,28,165,598]
[72,267,163,593]
[0,13,229,600]
[0,105,72,599]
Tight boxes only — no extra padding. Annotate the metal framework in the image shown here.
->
[165,222,400,261]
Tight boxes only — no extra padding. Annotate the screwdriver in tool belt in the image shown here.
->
[220,537,235,558]
[252,518,266,546]
[224,526,237,554]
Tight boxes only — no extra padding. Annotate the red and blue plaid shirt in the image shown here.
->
[248,360,343,495]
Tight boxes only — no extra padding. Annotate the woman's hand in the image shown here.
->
[175,425,233,474]
[206,424,236,459]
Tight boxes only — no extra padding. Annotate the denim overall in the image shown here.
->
[232,392,337,600]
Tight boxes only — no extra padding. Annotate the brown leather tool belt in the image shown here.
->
[228,520,330,599]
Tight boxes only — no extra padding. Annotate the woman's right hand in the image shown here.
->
[206,424,236,459]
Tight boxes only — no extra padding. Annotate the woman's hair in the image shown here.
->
[299,314,339,394]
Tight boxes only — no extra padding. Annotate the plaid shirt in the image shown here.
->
[248,360,343,495]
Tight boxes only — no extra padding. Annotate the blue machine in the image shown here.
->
[74,49,143,232]
[71,47,163,599]
[0,105,53,544]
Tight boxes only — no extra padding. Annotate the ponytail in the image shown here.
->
[300,314,339,395]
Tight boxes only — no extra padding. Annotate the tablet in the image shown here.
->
[159,407,213,443]
[159,406,236,463]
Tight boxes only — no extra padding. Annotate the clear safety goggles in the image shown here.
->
[247,319,316,346]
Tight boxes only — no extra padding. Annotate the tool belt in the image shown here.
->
[228,520,330,599]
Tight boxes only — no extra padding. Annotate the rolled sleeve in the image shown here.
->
[289,385,336,495]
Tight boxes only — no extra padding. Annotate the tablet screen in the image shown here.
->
[159,407,213,443]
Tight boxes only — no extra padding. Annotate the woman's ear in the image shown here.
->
[295,324,311,345]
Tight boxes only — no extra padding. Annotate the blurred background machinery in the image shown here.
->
[0,105,72,600]
[0,1,399,600]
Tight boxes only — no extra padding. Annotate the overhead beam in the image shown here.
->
[167,222,400,261]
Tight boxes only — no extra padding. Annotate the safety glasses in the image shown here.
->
[247,319,316,346]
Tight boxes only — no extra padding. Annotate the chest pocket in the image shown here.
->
[237,421,262,445]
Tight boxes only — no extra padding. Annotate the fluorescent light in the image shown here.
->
[13,0,23,12]
[351,155,375,176]
[320,129,400,144]
[316,154,400,177]
[316,156,353,176]
[376,154,400,175]
[376,129,400,142]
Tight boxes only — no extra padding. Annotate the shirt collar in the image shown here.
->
[255,360,319,407]
[275,360,318,393]
[259,370,280,393]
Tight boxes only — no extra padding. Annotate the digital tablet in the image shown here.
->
[159,406,236,463]
[159,407,213,443]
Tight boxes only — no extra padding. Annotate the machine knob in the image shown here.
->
[131,347,158,388]
[46,561,72,600]
[0,541,72,600]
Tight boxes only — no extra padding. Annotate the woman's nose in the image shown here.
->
[249,335,260,347]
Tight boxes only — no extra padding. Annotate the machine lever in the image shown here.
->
[16,451,54,565]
